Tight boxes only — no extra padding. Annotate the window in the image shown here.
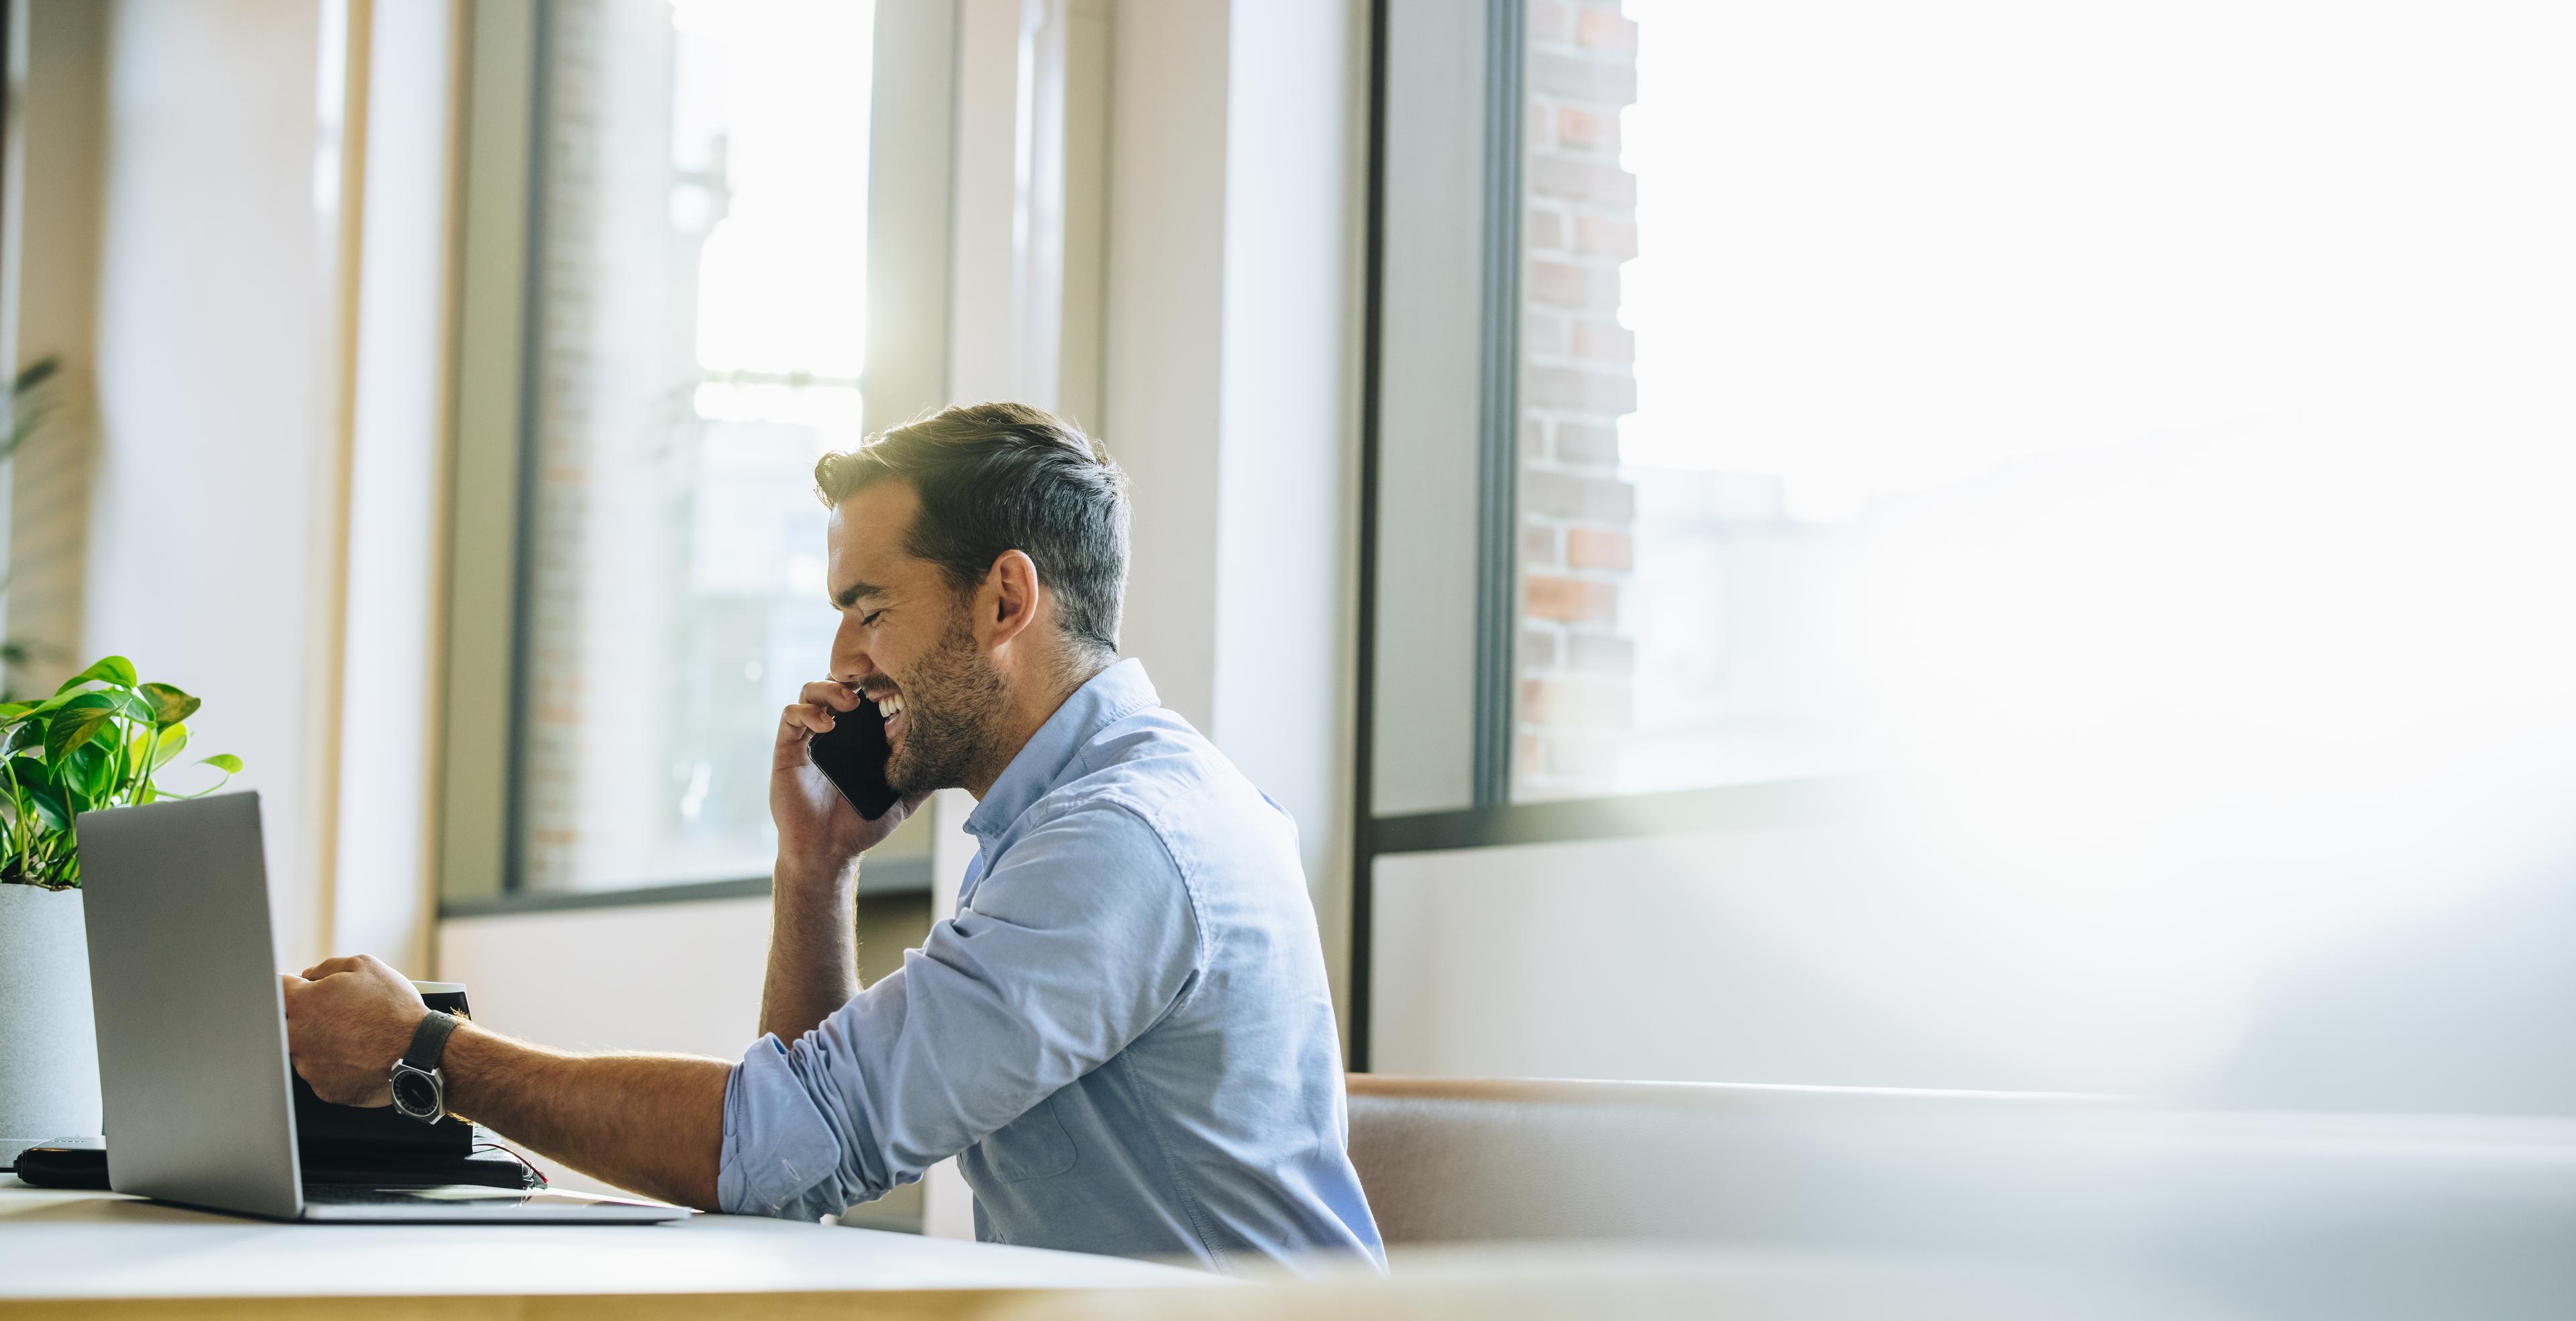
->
[504,0,877,894]
[1358,0,2575,1079]
[1519,0,2202,800]
[437,0,950,909]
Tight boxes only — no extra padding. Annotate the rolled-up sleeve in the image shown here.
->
[717,797,1202,1218]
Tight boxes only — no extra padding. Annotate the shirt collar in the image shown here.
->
[963,659,1160,842]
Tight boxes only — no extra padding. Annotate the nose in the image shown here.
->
[830,611,873,684]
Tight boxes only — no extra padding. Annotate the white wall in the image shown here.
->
[1102,0,1365,1033]
[1372,810,2576,1116]
[333,0,457,971]
[1371,823,2070,1091]
[1099,0,1226,735]
[439,899,772,1056]
[66,0,453,974]
[1207,0,1363,951]
[83,0,341,968]
[439,898,769,1196]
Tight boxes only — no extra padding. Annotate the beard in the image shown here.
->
[882,609,1010,795]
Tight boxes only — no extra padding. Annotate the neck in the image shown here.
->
[961,653,1114,799]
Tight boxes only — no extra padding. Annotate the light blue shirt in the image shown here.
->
[718,660,1383,1271]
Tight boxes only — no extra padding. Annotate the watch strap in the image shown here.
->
[400,1010,460,1073]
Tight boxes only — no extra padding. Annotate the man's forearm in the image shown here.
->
[440,1022,730,1211]
[759,855,861,1042]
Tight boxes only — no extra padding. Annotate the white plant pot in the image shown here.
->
[0,883,103,1163]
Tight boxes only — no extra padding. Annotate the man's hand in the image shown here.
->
[771,679,927,879]
[281,954,429,1107]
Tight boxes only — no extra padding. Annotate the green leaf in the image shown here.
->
[23,782,68,831]
[44,703,119,759]
[3,719,44,757]
[54,656,137,695]
[0,702,34,722]
[138,683,199,729]
[70,741,113,801]
[200,753,244,774]
[52,690,150,725]
[13,355,60,397]
[144,723,188,770]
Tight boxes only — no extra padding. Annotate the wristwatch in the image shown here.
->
[388,1010,460,1124]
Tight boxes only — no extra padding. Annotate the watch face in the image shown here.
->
[391,1069,439,1116]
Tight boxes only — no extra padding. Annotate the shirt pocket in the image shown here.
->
[985,1092,1080,1183]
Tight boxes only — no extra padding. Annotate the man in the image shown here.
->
[284,403,1383,1271]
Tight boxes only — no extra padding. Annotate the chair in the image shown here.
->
[1341,1073,2098,1247]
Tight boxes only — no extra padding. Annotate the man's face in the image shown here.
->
[826,481,1006,794]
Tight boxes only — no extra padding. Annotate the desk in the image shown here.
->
[0,1179,1216,1320]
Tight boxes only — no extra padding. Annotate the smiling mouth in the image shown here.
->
[873,692,906,747]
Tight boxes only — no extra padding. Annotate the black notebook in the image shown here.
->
[288,985,478,1157]
[12,1134,541,1192]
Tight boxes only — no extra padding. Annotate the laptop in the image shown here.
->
[78,791,686,1223]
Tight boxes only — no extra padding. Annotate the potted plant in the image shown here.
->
[0,655,238,1160]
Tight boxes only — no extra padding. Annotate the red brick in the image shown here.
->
[1523,364,1636,415]
[1552,421,1621,464]
[1523,521,1562,567]
[1520,676,1632,728]
[1575,214,1637,260]
[1556,106,1619,154]
[1529,52,1637,106]
[1568,631,1636,676]
[1571,316,1633,362]
[1525,204,1566,252]
[1523,308,1570,357]
[1525,258,1619,309]
[1524,574,1618,624]
[1529,1,1576,44]
[1521,468,1635,521]
[1566,527,1633,572]
[1576,7,1639,55]
[1527,154,1636,207]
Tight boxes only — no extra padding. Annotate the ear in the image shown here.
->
[977,549,1044,655]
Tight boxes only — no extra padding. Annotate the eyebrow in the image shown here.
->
[831,580,887,611]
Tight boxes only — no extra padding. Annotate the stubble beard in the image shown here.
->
[882,610,1010,796]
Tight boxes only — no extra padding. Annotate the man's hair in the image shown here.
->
[814,402,1130,655]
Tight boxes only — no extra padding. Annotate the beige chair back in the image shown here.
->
[1342,1073,2087,1247]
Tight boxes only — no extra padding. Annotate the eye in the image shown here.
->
[861,610,885,627]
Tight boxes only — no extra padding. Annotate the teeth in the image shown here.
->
[877,694,904,717]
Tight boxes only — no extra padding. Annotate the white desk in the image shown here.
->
[0,1178,1216,1319]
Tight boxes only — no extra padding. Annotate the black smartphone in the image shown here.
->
[808,694,902,820]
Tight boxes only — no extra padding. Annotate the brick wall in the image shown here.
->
[519,0,685,890]
[1517,0,1640,798]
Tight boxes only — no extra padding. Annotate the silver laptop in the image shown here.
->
[78,792,685,1223]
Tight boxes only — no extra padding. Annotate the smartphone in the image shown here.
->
[808,694,902,820]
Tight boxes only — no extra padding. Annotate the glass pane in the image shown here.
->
[1514,0,2250,799]
[515,0,877,892]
